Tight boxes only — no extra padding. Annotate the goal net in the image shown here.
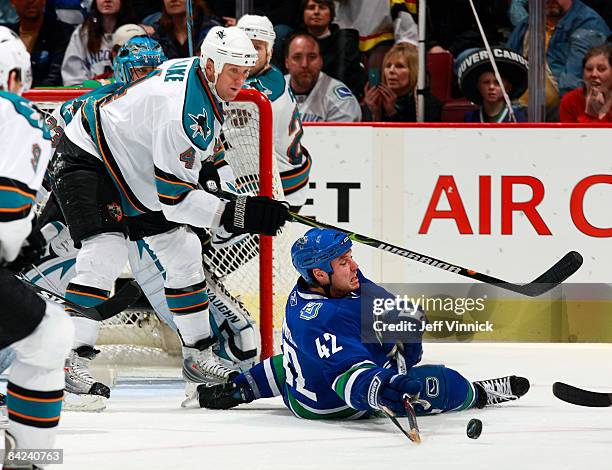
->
[24,87,296,367]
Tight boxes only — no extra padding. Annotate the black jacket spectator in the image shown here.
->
[309,23,365,101]
[362,90,442,123]
[9,9,74,86]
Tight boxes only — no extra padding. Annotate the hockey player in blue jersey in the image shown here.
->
[186,228,530,420]
[0,26,74,463]
[236,15,311,210]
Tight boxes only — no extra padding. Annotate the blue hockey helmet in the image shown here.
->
[291,228,352,284]
[113,36,167,84]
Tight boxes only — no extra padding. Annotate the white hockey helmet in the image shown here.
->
[237,14,276,54]
[200,26,258,81]
[0,26,32,95]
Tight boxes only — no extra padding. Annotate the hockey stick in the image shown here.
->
[290,212,583,297]
[374,318,421,444]
[552,382,612,407]
[186,0,194,57]
[391,343,422,444]
[17,274,142,322]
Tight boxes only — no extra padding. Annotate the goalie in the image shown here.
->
[185,229,530,420]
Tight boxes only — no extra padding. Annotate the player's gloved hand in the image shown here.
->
[221,195,289,236]
[375,372,422,415]
[197,380,255,409]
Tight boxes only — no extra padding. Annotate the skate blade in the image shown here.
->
[63,392,107,412]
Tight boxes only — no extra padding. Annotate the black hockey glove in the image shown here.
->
[375,371,422,415]
[197,381,254,409]
[221,195,289,236]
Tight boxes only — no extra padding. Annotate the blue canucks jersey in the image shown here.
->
[281,271,423,419]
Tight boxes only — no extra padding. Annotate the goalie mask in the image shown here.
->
[0,26,32,95]
[200,26,257,100]
[291,228,352,285]
[237,14,276,55]
[113,36,167,84]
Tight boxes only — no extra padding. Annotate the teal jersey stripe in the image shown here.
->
[7,393,62,420]
[155,175,193,198]
[166,289,208,311]
[0,186,36,209]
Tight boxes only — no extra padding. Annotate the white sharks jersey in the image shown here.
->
[288,71,362,123]
[246,66,311,204]
[0,91,52,260]
[64,58,227,228]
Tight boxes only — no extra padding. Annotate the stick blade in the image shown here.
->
[552,382,612,407]
[518,251,583,297]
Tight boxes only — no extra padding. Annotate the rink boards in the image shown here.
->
[297,124,612,342]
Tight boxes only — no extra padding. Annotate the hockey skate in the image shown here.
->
[63,346,110,412]
[182,337,239,388]
[473,375,530,408]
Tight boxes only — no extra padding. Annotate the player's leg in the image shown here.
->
[0,269,74,463]
[184,354,285,409]
[51,139,128,407]
[406,365,530,415]
[143,226,237,385]
[127,237,258,377]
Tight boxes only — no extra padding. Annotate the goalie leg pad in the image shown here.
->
[204,265,258,369]
[127,240,177,331]
[406,365,477,415]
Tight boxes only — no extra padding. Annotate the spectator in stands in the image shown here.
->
[80,23,147,87]
[510,0,612,30]
[152,0,223,59]
[208,0,301,47]
[362,43,442,122]
[507,0,610,117]
[426,0,511,57]
[457,48,529,122]
[61,0,137,86]
[9,0,74,86]
[334,0,418,74]
[560,44,612,121]
[285,32,361,122]
[295,0,365,100]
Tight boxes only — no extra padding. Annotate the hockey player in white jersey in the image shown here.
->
[285,32,362,123]
[51,26,289,404]
[0,26,74,467]
[237,14,312,209]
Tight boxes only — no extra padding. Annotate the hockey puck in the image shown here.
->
[466,418,482,439]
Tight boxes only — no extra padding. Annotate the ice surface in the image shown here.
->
[52,343,612,469]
